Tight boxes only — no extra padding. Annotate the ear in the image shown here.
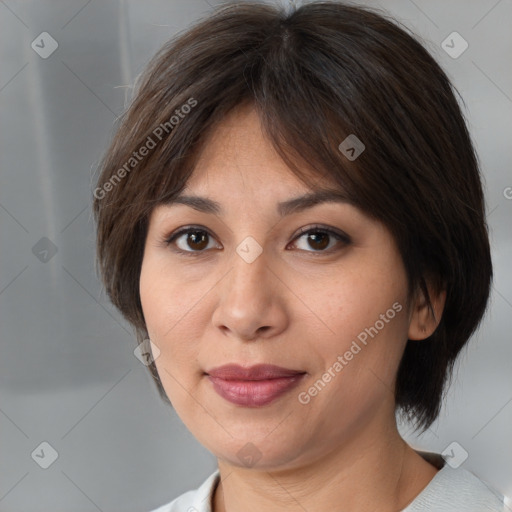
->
[408,279,447,340]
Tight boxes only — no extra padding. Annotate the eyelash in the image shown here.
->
[162,224,351,258]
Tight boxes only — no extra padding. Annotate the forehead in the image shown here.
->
[182,104,336,195]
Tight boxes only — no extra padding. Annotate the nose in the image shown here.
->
[211,240,289,342]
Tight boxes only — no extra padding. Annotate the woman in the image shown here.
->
[92,1,505,510]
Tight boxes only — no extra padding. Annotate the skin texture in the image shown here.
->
[139,104,446,512]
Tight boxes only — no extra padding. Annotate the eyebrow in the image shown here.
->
[166,189,350,218]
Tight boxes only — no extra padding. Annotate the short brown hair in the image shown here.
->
[92,0,492,432]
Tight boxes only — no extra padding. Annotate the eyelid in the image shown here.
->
[293,224,352,245]
[163,224,220,255]
[162,223,351,256]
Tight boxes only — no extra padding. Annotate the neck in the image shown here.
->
[212,420,438,512]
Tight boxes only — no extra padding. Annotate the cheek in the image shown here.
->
[139,257,167,337]
[319,264,407,336]
[307,311,408,429]
[311,269,409,390]
[139,255,209,381]
[140,257,185,358]
[139,252,189,329]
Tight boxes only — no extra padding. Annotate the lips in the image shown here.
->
[206,363,305,380]
[205,364,306,407]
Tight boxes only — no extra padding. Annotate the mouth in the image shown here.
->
[205,363,307,407]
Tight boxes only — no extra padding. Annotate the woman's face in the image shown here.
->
[139,105,418,470]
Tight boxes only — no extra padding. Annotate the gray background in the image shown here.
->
[0,0,510,510]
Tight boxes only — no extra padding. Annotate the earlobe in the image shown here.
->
[408,282,447,341]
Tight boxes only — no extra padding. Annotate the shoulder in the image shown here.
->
[149,470,220,512]
[402,464,506,512]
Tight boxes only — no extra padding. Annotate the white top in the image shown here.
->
[150,453,506,512]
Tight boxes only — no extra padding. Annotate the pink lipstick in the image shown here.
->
[205,364,306,407]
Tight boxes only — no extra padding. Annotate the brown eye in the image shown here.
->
[304,232,330,251]
[183,230,209,251]
[290,226,351,254]
[166,227,219,254]
[164,224,351,257]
